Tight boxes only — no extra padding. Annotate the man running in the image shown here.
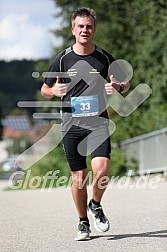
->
[41,7,129,240]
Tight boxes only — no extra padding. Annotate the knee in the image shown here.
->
[92,158,110,188]
[93,168,110,189]
[71,170,88,189]
[93,160,109,177]
[94,166,109,178]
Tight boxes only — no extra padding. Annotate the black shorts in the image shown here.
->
[62,125,111,171]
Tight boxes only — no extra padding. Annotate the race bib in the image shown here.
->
[71,95,99,117]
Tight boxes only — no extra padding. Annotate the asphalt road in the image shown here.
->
[0,175,167,252]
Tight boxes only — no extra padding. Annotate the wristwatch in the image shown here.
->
[119,84,124,93]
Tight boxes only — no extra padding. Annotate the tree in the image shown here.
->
[0,107,3,140]
[0,60,42,116]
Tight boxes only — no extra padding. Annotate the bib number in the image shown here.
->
[80,102,91,111]
[71,95,99,117]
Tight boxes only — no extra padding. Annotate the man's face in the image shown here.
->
[72,16,95,45]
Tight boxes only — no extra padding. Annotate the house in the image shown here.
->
[2,115,53,143]
[2,115,32,138]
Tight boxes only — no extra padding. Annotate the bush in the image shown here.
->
[109,148,127,177]
[20,143,71,189]
[13,134,32,154]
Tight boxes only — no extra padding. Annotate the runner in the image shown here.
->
[41,7,129,240]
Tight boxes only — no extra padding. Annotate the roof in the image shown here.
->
[2,115,32,131]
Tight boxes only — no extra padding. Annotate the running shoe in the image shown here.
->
[88,200,110,232]
[75,221,91,241]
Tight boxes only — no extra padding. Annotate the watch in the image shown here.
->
[119,84,124,93]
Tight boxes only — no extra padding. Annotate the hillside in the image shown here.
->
[0,60,46,116]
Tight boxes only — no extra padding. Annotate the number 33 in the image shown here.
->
[80,102,90,111]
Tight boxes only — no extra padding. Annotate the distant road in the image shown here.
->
[0,175,167,252]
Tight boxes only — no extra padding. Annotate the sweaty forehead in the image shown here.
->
[74,16,94,25]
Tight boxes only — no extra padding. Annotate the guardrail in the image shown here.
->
[120,127,167,175]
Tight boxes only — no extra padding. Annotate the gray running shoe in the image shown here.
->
[88,200,110,232]
[75,221,91,241]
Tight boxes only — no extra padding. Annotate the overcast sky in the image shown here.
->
[0,0,61,61]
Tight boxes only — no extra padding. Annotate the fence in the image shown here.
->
[120,127,167,175]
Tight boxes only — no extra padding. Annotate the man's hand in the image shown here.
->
[51,76,67,97]
[105,75,122,95]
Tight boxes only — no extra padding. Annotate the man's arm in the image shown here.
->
[105,75,130,95]
[41,83,55,99]
[41,76,67,99]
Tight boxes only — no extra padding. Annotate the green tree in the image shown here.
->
[0,60,42,115]
[0,107,3,140]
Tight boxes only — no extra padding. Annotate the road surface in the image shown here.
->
[0,175,167,252]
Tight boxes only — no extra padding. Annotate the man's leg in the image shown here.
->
[62,128,89,218]
[87,127,111,233]
[71,168,88,218]
[87,157,110,232]
[71,168,91,240]
[86,127,111,200]
[91,157,110,202]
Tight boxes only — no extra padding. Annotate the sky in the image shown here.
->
[0,0,61,61]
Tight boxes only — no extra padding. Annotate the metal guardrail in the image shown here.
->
[120,127,167,175]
